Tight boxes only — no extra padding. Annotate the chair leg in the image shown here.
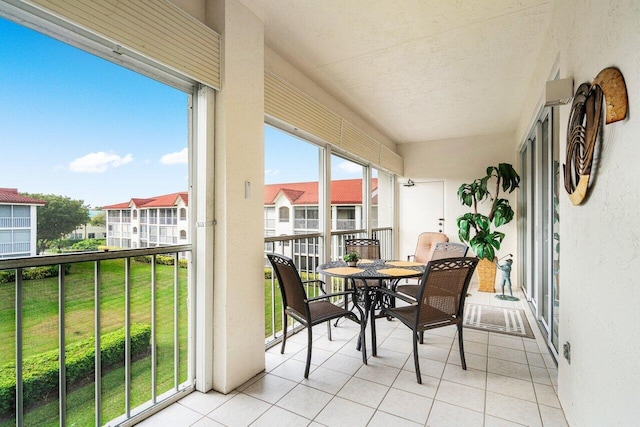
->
[370,290,378,356]
[281,314,288,354]
[457,324,467,370]
[304,326,313,378]
[413,331,422,384]
[326,320,332,341]
[360,314,367,365]
[419,331,424,344]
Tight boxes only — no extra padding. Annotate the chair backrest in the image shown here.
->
[430,242,469,260]
[412,232,449,263]
[415,257,479,326]
[345,238,381,260]
[267,253,308,319]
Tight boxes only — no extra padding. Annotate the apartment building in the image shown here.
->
[102,192,188,249]
[0,188,45,258]
[264,178,377,236]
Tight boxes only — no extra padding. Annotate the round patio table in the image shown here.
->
[317,259,425,356]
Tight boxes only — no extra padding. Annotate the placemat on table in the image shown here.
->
[323,267,365,275]
[358,259,375,264]
[377,268,420,277]
[386,261,424,267]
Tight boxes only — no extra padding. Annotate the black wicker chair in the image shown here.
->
[376,257,478,383]
[267,253,367,378]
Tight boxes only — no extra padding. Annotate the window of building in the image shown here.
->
[264,207,276,230]
[279,206,290,223]
[180,208,186,220]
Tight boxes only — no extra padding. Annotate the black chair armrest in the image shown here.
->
[302,279,327,294]
[376,286,417,305]
[306,290,354,303]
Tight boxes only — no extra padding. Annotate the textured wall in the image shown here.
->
[522,0,640,424]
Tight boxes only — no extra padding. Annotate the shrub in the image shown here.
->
[71,239,106,251]
[0,324,151,417]
[133,255,188,268]
[264,268,272,279]
[0,265,71,285]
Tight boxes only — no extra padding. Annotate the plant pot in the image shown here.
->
[347,261,357,267]
[477,258,497,292]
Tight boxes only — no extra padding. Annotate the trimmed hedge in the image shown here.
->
[0,324,151,417]
[0,264,71,285]
[133,255,188,269]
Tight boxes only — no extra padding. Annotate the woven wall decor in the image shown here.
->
[564,67,628,205]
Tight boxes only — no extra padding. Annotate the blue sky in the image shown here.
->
[0,17,188,208]
[0,16,361,208]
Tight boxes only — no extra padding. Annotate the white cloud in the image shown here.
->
[160,148,188,165]
[69,152,133,173]
[336,161,362,175]
[265,169,280,177]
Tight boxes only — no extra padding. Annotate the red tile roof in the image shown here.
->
[102,192,188,210]
[265,179,377,205]
[0,188,46,205]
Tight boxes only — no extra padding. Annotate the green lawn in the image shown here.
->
[0,259,188,426]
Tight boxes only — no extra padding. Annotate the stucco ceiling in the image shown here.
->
[239,0,554,144]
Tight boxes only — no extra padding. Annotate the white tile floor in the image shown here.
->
[137,284,567,426]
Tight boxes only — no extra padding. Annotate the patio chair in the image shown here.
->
[396,242,469,300]
[267,253,367,378]
[345,238,381,261]
[375,257,479,383]
[408,232,449,264]
[342,238,384,324]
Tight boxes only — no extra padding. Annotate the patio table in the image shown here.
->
[317,259,425,356]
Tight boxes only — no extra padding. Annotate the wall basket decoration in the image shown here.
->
[564,67,628,205]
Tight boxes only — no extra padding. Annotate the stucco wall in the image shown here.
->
[517,0,640,424]
[397,133,519,288]
[206,0,267,393]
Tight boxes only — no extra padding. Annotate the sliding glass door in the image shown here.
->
[519,107,560,360]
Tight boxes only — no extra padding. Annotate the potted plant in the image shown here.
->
[343,251,360,267]
[456,163,520,292]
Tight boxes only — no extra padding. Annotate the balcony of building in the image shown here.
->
[0,0,638,426]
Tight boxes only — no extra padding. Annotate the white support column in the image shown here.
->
[207,0,265,393]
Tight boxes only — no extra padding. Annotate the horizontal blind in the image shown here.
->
[26,0,221,90]
[340,120,381,166]
[265,71,342,146]
[265,69,404,175]
[380,145,404,175]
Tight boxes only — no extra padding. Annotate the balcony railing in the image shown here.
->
[0,245,192,426]
[335,219,357,230]
[293,218,319,230]
[263,227,393,346]
[0,217,31,228]
[0,242,30,255]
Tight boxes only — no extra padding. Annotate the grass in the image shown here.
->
[0,259,188,426]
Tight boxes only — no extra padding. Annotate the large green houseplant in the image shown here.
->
[457,163,520,291]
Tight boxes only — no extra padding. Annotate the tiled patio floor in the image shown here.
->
[137,284,567,426]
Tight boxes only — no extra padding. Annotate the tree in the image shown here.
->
[90,211,106,227]
[22,193,90,254]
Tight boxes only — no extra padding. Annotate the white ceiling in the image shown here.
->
[239,0,554,144]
